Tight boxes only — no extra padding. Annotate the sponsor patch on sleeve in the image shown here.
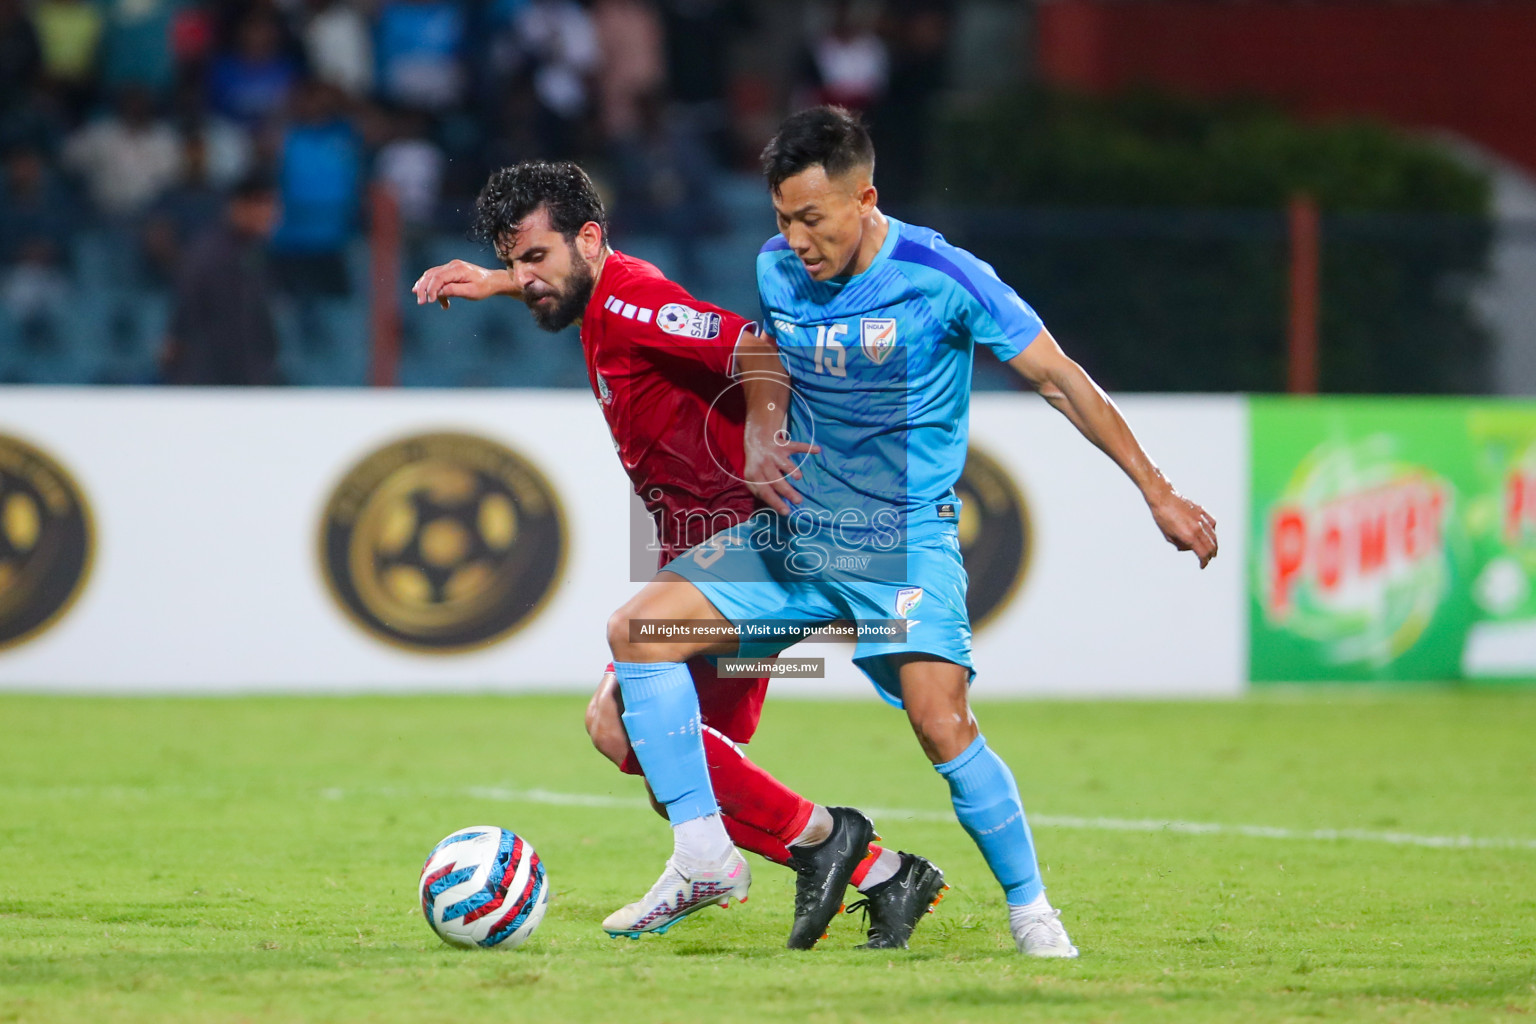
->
[657,303,723,340]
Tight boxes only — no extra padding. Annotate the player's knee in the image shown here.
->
[907,705,978,765]
[607,596,691,662]
[605,604,642,660]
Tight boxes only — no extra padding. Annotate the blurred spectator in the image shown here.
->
[509,0,598,157]
[375,109,445,229]
[375,0,467,112]
[62,86,182,218]
[870,0,952,196]
[270,78,361,296]
[168,1,216,75]
[0,237,71,384]
[802,0,888,114]
[0,86,70,164]
[0,148,71,376]
[31,0,105,119]
[591,0,664,142]
[140,133,232,284]
[1,0,67,156]
[472,85,540,195]
[0,237,70,327]
[609,93,722,284]
[658,0,750,165]
[528,0,599,152]
[0,145,74,264]
[208,12,302,127]
[171,79,255,189]
[162,172,282,384]
[100,0,178,96]
[0,146,74,328]
[477,0,537,169]
[0,0,42,110]
[300,0,373,99]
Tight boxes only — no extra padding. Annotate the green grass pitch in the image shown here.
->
[2,690,1534,1023]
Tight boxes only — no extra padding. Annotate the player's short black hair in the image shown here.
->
[471,161,608,252]
[760,106,876,194]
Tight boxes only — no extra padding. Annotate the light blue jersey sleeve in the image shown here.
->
[890,227,1044,362]
[755,235,793,342]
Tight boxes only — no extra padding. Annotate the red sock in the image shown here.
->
[848,844,885,888]
[723,815,792,865]
[619,759,794,864]
[611,725,816,864]
[702,726,815,847]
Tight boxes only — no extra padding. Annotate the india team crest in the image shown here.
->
[860,318,897,365]
[895,587,923,618]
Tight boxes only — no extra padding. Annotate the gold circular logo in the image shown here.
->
[0,433,93,651]
[320,432,566,652]
[956,445,1031,631]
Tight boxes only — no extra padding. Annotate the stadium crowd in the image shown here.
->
[0,0,956,383]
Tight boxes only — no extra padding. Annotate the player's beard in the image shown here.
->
[524,245,595,332]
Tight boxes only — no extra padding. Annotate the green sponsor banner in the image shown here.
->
[1250,397,1536,682]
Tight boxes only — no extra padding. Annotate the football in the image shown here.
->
[418,826,549,950]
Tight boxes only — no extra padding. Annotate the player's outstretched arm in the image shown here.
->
[1008,329,1219,568]
[411,259,520,308]
[736,331,819,516]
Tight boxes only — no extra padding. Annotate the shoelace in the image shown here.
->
[843,897,881,939]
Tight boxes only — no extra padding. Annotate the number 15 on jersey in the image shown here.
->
[813,324,847,378]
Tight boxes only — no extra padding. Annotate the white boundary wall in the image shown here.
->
[0,389,1246,696]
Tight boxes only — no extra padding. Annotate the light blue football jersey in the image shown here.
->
[757,216,1044,541]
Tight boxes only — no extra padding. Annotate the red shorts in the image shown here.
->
[608,658,768,775]
[684,656,767,744]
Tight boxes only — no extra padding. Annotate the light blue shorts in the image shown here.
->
[663,511,974,707]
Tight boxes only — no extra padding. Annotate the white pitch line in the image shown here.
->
[412,786,1536,853]
[1024,815,1536,851]
[24,781,1534,851]
[464,786,643,809]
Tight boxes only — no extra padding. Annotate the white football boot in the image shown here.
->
[1010,904,1079,958]
[603,850,751,939]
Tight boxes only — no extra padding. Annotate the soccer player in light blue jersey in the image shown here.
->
[602,106,1219,955]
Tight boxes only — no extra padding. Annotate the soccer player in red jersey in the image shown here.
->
[413,161,944,948]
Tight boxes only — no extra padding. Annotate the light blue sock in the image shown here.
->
[936,734,1043,906]
[613,661,718,825]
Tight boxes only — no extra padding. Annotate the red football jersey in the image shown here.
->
[580,250,760,565]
